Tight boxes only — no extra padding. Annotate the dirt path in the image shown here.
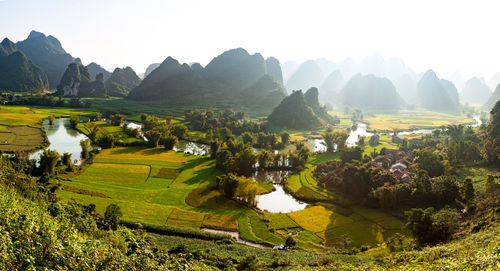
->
[202,228,269,249]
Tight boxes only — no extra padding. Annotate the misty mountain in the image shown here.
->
[485,83,500,110]
[394,73,417,103]
[450,72,465,91]
[440,79,460,106]
[281,61,299,83]
[338,74,405,110]
[267,90,321,129]
[286,60,324,91]
[128,48,286,113]
[145,63,160,77]
[487,72,500,91]
[16,31,75,88]
[416,70,459,111]
[0,38,49,92]
[265,57,283,84]
[461,77,491,105]
[87,62,111,81]
[105,67,141,97]
[319,70,344,104]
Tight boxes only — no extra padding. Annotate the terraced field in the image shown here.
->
[0,106,89,152]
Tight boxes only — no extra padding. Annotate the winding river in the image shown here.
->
[30,115,482,213]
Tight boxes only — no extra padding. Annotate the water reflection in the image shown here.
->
[254,170,308,213]
[30,118,93,164]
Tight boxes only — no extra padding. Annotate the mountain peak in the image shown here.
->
[27,30,46,40]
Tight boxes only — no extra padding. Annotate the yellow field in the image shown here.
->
[72,163,151,184]
[202,214,239,231]
[365,110,474,130]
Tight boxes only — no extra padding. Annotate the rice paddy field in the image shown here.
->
[77,121,143,145]
[0,105,89,152]
[364,110,475,131]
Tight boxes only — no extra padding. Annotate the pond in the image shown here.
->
[30,118,93,165]
[254,170,308,213]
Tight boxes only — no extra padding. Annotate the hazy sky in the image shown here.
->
[1,0,499,79]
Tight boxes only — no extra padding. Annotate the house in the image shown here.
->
[369,134,380,145]
[392,169,405,179]
[391,162,407,171]
[401,173,411,183]
[392,135,403,143]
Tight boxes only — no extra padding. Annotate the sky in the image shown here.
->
[1,0,499,80]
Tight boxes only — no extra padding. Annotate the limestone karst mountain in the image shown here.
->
[145,63,161,77]
[319,70,344,104]
[338,74,405,110]
[16,31,75,88]
[128,48,286,113]
[286,60,324,92]
[87,62,111,81]
[0,38,49,92]
[268,90,321,129]
[105,67,141,97]
[461,77,492,105]
[416,70,460,111]
[57,63,106,97]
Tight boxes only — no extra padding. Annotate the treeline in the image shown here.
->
[1,93,92,108]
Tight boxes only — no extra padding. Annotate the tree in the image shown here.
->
[92,112,102,121]
[39,149,60,175]
[61,152,73,171]
[285,236,296,248]
[414,149,445,177]
[216,173,239,198]
[340,147,363,164]
[80,139,90,159]
[321,130,336,153]
[161,134,178,150]
[144,130,162,148]
[110,114,124,126]
[241,132,254,145]
[48,115,55,125]
[97,133,117,149]
[405,207,434,246]
[281,132,290,145]
[104,204,122,230]
[69,115,79,128]
[461,178,474,204]
[172,124,188,139]
[257,150,274,169]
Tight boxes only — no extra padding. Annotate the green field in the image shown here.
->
[0,105,90,152]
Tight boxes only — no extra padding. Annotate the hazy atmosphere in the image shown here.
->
[2,0,500,79]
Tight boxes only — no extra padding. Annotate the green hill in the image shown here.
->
[16,31,75,89]
[416,70,459,111]
[0,38,49,92]
[339,74,405,110]
[105,67,141,97]
[268,90,321,129]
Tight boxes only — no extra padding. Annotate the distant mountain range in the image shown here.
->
[416,70,460,111]
[128,48,287,114]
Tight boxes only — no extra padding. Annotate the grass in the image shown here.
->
[77,121,143,145]
[202,213,239,231]
[265,213,299,229]
[456,166,500,191]
[72,163,150,184]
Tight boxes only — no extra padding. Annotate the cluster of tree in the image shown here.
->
[313,149,466,209]
[185,109,254,134]
[321,128,349,153]
[1,93,91,108]
[215,173,260,206]
[140,114,181,150]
